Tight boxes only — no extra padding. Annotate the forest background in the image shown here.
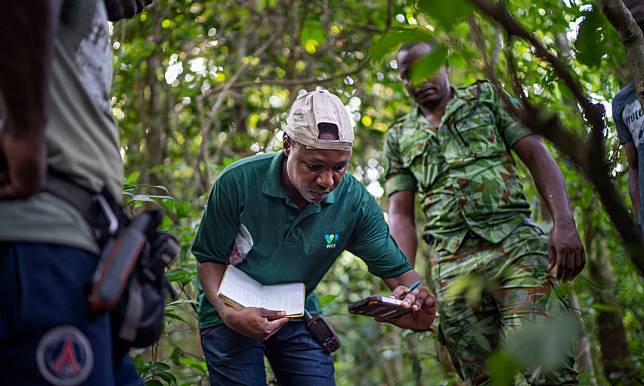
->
[110,0,643,385]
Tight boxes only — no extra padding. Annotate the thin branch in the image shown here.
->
[213,61,368,91]
[202,33,279,136]
[503,38,529,106]
[491,23,503,67]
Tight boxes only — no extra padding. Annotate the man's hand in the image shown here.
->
[220,306,289,341]
[0,131,46,198]
[548,220,586,281]
[377,285,437,331]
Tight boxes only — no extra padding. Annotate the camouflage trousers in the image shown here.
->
[430,224,578,385]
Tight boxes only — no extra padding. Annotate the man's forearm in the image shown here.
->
[197,261,231,318]
[629,169,641,221]
[388,190,418,265]
[389,216,418,265]
[532,157,574,225]
[0,1,61,135]
[516,136,575,225]
[383,269,423,290]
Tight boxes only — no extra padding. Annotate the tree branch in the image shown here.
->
[599,0,644,114]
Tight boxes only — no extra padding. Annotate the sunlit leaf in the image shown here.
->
[417,0,473,26]
[320,294,338,308]
[127,171,141,184]
[369,28,435,61]
[165,269,196,284]
[410,45,448,85]
[179,357,208,373]
[300,20,326,55]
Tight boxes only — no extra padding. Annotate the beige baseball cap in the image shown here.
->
[285,90,354,151]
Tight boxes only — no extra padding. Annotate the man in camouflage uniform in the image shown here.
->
[384,42,586,385]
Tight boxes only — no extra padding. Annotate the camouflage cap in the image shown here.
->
[286,90,354,151]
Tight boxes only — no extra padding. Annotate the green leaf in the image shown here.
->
[165,298,198,306]
[179,357,208,373]
[165,269,196,284]
[300,20,326,54]
[223,157,240,167]
[445,273,484,303]
[319,294,338,308]
[170,347,183,366]
[369,28,435,61]
[505,313,580,370]
[557,80,573,102]
[127,171,141,184]
[487,350,521,386]
[574,9,605,67]
[164,310,186,322]
[409,45,448,85]
[590,302,618,312]
[417,0,473,26]
[147,362,171,371]
[156,371,177,385]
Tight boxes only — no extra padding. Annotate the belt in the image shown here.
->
[43,172,127,247]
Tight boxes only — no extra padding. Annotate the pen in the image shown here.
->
[399,280,422,300]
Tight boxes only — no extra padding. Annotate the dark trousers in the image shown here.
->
[0,242,143,386]
[200,320,335,386]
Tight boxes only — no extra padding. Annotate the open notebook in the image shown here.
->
[217,265,305,317]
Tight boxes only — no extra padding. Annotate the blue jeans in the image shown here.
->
[200,321,335,386]
[0,242,143,386]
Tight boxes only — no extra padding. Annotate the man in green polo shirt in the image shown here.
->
[192,90,436,386]
[384,41,585,385]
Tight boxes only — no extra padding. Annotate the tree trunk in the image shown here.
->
[586,235,635,384]
[569,292,598,386]
[144,42,163,187]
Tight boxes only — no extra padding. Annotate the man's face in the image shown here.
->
[283,136,350,203]
[397,43,450,109]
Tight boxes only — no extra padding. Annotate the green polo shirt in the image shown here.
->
[193,151,413,329]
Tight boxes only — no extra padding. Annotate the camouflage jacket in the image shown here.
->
[384,80,533,253]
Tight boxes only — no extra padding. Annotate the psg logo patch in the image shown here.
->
[36,326,94,386]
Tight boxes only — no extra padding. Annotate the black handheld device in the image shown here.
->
[348,295,412,319]
[304,311,341,353]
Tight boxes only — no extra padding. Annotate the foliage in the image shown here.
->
[111,0,643,384]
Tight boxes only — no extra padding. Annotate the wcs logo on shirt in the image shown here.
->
[324,233,339,249]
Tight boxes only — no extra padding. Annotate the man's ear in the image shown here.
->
[283,133,291,157]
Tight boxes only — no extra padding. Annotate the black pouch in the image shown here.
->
[88,209,179,356]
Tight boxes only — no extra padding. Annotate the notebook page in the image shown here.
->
[218,265,263,308]
[259,283,305,315]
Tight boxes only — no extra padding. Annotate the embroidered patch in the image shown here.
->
[324,233,339,249]
[36,326,94,386]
